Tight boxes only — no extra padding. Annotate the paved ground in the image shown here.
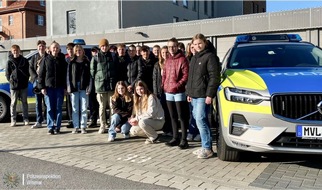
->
[1,121,322,189]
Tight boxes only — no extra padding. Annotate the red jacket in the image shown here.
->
[162,51,189,93]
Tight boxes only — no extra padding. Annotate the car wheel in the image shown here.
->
[0,96,10,122]
[216,115,241,162]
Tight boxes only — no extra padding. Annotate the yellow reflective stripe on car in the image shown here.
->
[0,73,7,83]
[225,70,267,90]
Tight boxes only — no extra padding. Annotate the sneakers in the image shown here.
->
[165,139,179,147]
[145,136,159,144]
[42,119,47,124]
[123,134,130,139]
[197,149,214,159]
[192,148,203,155]
[108,136,115,142]
[81,128,87,134]
[24,120,29,126]
[31,122,42,129]
[47,129,54,135]
[186,133,193,141]
[98,127,105,134]
[72,128,79,134]
[193,134,201,142]
[10,121,16,127]
[66,121,74,128]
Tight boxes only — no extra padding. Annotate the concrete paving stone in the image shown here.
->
[62,161,78,167]
[286,180,302,188]
[127,174,146,182]
[169,176,189,183]
[104,169,122,176]
[142,171,161,178]
[283,171,296,177]
[93,167,110,173]
[154,179,175,187]
[183,179,204,187]
[169,182,190,190]
[129,169,148,175]
[199,182,219,190]
[214,185,237,190]
[139,176,159,184]
[275,181,290,188]
[158,167,176,173]
[73,163,89,169]
[184,186,204,190]
[302,179,315,186]
[82,165,99,171]
[155,173,175,181]
[115,171,133,179]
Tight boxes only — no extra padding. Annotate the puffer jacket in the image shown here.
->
[127,55,139,87]
[5,54,30,90]
[162,51,189,93]
[186,48,221,98]
[38,52,67,89]
[90,51,117,93]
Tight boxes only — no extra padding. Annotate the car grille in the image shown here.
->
[270,132,322,148]
[272,94,322,121]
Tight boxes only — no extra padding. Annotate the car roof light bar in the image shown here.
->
[235,34,302,44]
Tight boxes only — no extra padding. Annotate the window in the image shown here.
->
[183,0,188,8]
[40,0,45,6]
[67,10,76,34]
[8,15,13,25]
[173,16,178,23]
[211,1,214,17]
[204,0,208,15]
[0,0,3,8]
[36,15,44,26]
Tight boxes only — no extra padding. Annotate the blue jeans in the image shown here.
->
[70,90,88,129]
[35,93,46,123]
[191,98,212,150]
[188,102,200,136]
[108,114,131,138]
[44,87,64,129]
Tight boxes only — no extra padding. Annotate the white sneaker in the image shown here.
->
[31,122,42,129]
[24,120,29,126]
[42,119,47,124]
[98,127,105,134]
[10,121,16,127]
[123,134,130,139]
[193,134,201,141]
[186,133,193,141]
[108,136,115,142]
[81,128,87,134]
[192,148,203,155]
[72,128,79,134]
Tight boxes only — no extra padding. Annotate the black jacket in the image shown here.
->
[5,55,30,90]
[127,55,139,87]
[38,52,68,89]
[66,56,91,93]
[114,54,131,85]
[112,96,133,124]
[29,52,48,88]
[137,57,156,92]
[153,62,163,98]
[186,48,221,98]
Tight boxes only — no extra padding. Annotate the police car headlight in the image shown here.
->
[224,87,269,104]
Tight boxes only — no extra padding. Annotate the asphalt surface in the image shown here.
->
[0,152,173,189]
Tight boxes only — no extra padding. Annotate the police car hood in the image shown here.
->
[227,68,322,94]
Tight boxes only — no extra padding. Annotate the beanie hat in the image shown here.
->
[99,38,109,48]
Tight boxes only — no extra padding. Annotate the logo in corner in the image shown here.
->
[3,172,19,188]
[317,101,322,115]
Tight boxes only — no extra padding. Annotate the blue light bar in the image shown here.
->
[235,34,302,43]
[73,39,86,45]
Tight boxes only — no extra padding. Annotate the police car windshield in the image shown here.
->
[228,44,322,69]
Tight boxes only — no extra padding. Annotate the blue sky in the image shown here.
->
[267,0,322,12]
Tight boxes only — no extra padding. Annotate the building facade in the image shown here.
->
[0,0,46,40]
[47,0,266,36]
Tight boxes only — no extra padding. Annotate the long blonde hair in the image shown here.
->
[158,46,168,70]
[111,81,132,102]
[133,80,151,114]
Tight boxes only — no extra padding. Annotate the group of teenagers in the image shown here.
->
[5,33,220,159]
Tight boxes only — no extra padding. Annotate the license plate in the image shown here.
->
[296,125,322,139]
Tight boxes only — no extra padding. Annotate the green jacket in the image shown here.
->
[90,51,117,93]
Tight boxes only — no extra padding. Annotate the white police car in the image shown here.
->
[217,34,322,161]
